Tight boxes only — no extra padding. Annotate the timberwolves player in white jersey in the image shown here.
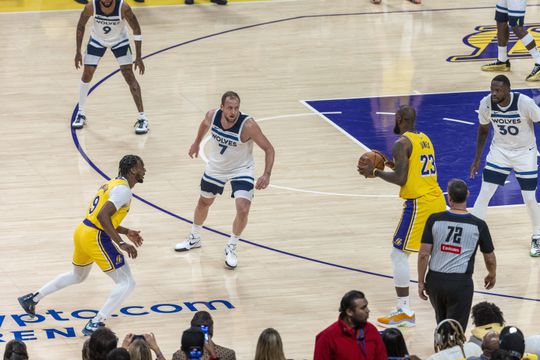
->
[174,91,275,268]
[73,0,148,134]
[471,75,540,256]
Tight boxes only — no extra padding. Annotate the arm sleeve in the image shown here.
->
[478,97,491,125]
[478,220,495,253]
[421,215,435,245]
[108,185,132,210]
[522,95,540,123]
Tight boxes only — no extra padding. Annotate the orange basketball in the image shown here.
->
[359,151,385,170]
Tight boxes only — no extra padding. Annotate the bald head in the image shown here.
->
[482,331,500,355]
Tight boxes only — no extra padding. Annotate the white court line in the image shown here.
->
[199,111,396,198]
[443,117,475,125]
[376,112,395,115]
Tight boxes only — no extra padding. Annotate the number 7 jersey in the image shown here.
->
[478,92,540,151]
[399,131,443,200]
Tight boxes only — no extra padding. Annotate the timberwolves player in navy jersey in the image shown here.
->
[174,91,275,268]
[73,0,148,134]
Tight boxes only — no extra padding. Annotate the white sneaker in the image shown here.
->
[174,234,201,252]
[72,113,86,129]
[225,243,238,269]
[134,118,149,134]
[531,235,540,257]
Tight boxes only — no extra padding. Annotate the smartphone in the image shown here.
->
[133,335,145,341]
[200,325,209,343]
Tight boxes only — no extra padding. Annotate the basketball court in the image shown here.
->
[2,0,540,358]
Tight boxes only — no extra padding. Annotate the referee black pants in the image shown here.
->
[425,271,474,332]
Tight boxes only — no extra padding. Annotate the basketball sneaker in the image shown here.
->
[185,0,194,3]
[134,118,149,135]
[72,113,86,129]
[17,293,38,318]
[481,60,511,72]
[377,308,416,328]
[175,234,202,252]
[530,236,540,257]
[82,320,105,336]
[526,64,540,81]
[225,243,237,269]
[211,0,227,4]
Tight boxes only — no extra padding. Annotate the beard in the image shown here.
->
[101,0,114,7]
[393,123,400,135]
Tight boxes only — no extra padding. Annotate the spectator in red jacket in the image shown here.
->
[314,290,388,360]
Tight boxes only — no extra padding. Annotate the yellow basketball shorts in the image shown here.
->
[393,191,446,253]
[72,222,125,272]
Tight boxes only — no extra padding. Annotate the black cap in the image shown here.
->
[499,326,525,360]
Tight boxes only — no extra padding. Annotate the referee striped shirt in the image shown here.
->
[422,211,494,274]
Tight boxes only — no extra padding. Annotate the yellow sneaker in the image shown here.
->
[526,64,540,81]
[481,60,511,72]
[377,308,416,328]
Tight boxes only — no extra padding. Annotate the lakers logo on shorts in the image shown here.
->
[394,238,403,247]
[447,24,540,62]
[115,255,123,265]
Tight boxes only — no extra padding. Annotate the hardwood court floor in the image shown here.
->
[2,0,540,358]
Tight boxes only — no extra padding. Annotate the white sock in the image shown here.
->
[498,46,508,62]
[471,181,499,219]
[522,190,540,235]
[191,224,202,237]
[78,81,91,115]
[530,47,540,65]
[98,264,135,322]
[397,296,411,311]
[228,233,240,246]
[138,112,146,120]
[35,265,92,302]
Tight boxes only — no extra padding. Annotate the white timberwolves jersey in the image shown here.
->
[207,110,254,172]
[479,92,540,151]
[90,0,129,47]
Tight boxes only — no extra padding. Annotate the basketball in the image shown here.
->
[359,151,385,170]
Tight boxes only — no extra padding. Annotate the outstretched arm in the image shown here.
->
[243,119,275,190]
[123,3,145,74]
[189,110,214,158]
[75,3,93,69]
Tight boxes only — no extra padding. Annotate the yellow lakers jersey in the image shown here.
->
[85,178,131,229]
[399,131,443,199]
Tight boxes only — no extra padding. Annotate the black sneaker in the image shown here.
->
[18,293,38,318]
[185,0,194,4]
[74,0,88,4]
[82,320,106,336]
[211,0,227,4]
[526,64,540,81]
[72,113,86,129]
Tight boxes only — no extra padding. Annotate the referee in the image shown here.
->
[418,179,497,331]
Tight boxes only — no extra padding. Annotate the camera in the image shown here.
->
[133,335,145,341]
[200,325,209,343]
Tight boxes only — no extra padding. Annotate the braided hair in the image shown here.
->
[118,155,142,178]
[434,319,467,356]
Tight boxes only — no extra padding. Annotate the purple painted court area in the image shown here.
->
[305,89,540,206]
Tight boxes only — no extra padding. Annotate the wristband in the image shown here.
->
[372,168,379,177]
[133,34,142,41]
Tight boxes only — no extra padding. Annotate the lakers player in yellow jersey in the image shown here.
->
[17,155,146,336]
[358,105,446,328]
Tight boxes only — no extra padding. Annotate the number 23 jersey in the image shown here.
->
[478,92,540,151]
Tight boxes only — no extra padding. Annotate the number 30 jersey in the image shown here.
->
[90,0,129,48]
[84,178,132,230]
[478,92,540,151]
[399,131,443,200]
[207,109,254,172]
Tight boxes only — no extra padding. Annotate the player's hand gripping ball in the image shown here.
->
[357,151,386,178]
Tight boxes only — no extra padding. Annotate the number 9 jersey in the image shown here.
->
[479,92,540,151]
[90,0,129,48]
[85,177,131,230]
